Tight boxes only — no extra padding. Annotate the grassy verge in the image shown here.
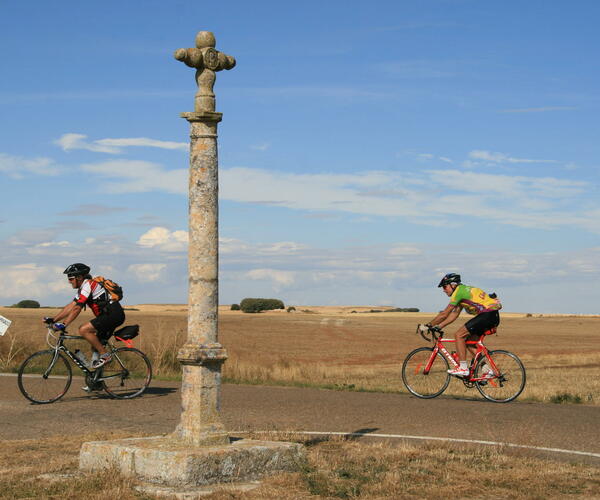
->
[0,433,598,499]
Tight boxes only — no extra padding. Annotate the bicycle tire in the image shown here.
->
[475,350,526,403]
[101,347,152,399]
[17,350,72,404]
[402,347,450,398]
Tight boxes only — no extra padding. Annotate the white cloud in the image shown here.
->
[246,268,296,289]
[250,143,270,151]
[55,133,187,154]
[127,263,167,282]
[137,227,188,252]
[0,153,62,178]
[0,264,65,300]
[81,160,187,194]
[78,159,600,233]
[56,133,119,153]
[467,150,557,165]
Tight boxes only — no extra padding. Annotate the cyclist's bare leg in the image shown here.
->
[79,322,108,355]
[454,325,470,362]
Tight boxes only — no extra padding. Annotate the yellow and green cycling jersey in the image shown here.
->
[449,284,502,316]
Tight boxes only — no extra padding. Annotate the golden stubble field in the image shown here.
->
[1,306,600,499]
[1,305,599,404]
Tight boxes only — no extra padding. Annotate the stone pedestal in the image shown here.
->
[80,436,304,487]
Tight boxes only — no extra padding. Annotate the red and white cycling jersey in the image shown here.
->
[74,279,109,317]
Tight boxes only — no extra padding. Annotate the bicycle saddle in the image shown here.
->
[113,325,139,340]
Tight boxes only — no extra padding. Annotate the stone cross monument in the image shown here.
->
[79,31,304,492]
[173,31,235,446]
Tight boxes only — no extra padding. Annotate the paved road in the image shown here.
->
[1,375,598,464]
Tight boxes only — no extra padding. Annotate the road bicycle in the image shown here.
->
[402,325,526,403]
[17,324,152,404]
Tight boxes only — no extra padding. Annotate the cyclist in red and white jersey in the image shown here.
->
[43,263,125,370]
[422,273,501,377]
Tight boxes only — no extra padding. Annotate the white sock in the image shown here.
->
[460,361,468,370]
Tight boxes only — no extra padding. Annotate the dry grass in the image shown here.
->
[0,432,598,499]
[0,432,143,499]
[2,307,599,405]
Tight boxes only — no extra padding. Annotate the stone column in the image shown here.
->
[173,31,236,446]
[80,32,304,491]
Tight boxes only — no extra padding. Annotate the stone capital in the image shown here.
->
[177,343,228,366]
[181,111,223,123]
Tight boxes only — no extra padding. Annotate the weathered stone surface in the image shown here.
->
[79,30,304,488]
[80,437,305,487]
[174,30,236,113]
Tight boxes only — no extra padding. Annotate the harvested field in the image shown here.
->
[1,306,599,404]
[0,432,598,499]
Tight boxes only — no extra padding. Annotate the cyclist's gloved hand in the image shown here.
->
[52,322,66,331]
[431,325,443,333]
[417,324,429,333]
[43,317,55,324]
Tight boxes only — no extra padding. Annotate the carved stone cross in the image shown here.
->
[174,31,236,113]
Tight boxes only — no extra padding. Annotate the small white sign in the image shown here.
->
[0,315,11,336]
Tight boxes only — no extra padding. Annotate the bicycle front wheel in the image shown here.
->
[17,350,72,404]
[475,350,526,403]
[101,347,152,399]
[402,347,450,398]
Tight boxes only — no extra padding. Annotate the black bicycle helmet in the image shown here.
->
[63,263,91,277]
[438,272,461,288]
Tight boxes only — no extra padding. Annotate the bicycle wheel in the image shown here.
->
[17,350,72,404]
[402,347,450,398]
[475,350,526,403]
[101,347,152,399]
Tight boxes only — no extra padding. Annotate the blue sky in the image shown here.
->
[1,1,599,313]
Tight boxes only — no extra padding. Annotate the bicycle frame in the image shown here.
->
[44,327,129,385]
[424,331,501,384]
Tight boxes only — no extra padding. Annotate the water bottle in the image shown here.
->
[74,349,89,366]
[451,351,459,364]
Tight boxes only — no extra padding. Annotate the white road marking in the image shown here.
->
[236,430,600,459]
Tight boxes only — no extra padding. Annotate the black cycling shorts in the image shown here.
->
[465,310,500,336]
[90,301,125,340]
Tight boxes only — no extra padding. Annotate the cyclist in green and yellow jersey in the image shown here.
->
[425,273,501,377]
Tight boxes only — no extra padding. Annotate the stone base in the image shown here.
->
[135,480,261,499]
[79,436,305,487]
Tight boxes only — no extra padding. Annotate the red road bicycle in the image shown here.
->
[402,325,526,403]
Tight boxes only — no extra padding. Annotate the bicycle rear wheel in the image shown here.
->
[101,347,152,399]
[402,347,450,398]
[475,350,526,403]
[17,350,72,404]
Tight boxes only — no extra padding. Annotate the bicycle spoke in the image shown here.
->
[101,348,152,399]
[18,350,72,404]
[475,350,526,403]
[402,347,450,398]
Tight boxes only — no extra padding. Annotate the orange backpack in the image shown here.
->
[92,276,123,302]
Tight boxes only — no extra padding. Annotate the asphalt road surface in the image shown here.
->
[1,375,598,464]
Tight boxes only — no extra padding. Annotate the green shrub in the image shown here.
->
[287,306,296,312]
[230,303,241,311]
[240,298,285,313]
[549,393,583,404]
[13,299,40,308]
